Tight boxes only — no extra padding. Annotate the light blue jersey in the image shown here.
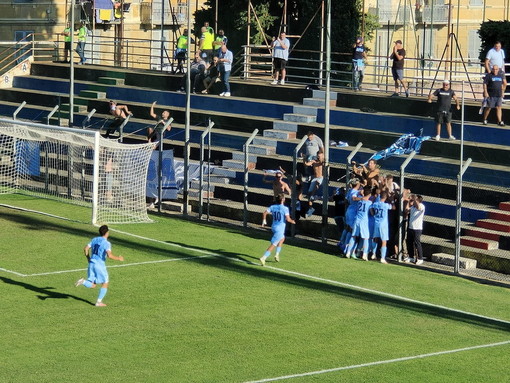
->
[371,201,391,240]
[351,199,372,238]
[267,204,290,245]
[345,188,361,227]
[87,236,111,284]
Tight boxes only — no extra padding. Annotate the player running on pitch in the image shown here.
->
[260,193,295,266]
[75,225,124,306]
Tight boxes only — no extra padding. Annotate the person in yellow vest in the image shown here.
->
[199,26,214,63]
[174,29,190,74]
[213,29,228,56]
[61,23,72,63]
[75,22,87,65]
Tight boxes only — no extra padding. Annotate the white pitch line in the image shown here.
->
[244,339,510,383]
[0,267,27,277]
[23,255,215,277]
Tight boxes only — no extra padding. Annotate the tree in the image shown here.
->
[478,20,510,62]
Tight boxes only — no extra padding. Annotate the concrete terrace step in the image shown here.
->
[476,219,510,233]
[460,235,499,250]
[272,120,298,132]
[79,90,107,99]
[98,77,125,86]
[248,145,277,155]
[222,159,255,170]
[231,151,258,163]
[253,136,277,147]
[293,105,318,116]
[302,97,337,108]
[263,129,296,140]
[283,113,317,123]
[312,89,338,100]
[431,252,478,269]
[211,167,237,178]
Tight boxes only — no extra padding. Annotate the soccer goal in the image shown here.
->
[0,118,155,224]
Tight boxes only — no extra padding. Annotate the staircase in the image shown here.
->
[460,201,510,251]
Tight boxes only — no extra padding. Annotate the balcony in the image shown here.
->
[369,5,449,24]
[140,1,187,28]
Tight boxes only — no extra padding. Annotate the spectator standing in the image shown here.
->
[174,29,190,74]
[390,40,409,97]
[218,44,233,97]
[259,194,296,266]
[485,41,506,74]
[331,187,347,235]
[352,37,367,91]
[301,131,324,180]
[427,79,460,140]
[271,32,290,85]
[199,26,215,63]
[75,22,87,65]
[61,23,72,63]
[148,101,171,144]
[213,29,228,56]
[482,65,507,126]
[405,194,425,265]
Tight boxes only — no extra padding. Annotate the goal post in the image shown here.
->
[0,118,155,224]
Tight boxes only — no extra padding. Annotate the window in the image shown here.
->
[467,29,482,64]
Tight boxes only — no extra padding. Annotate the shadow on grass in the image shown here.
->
[170,240,510,334]
[3,207,510,332]
[0,276,94,305]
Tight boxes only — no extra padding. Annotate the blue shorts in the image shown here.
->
[351,219,370,239]
[270,228,285,246]
[87,260,109,284]
[392,67,404,81]
[372,223,389,241]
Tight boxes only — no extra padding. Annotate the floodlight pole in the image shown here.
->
[183,0,192,215]
[69,2,75,128]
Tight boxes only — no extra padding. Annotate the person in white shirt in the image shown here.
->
[485,41,506,74]
[271,31,290,85]
[406,194,425,265]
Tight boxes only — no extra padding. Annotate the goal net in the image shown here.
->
[0,118,155,224]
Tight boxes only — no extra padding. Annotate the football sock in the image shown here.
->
[371,240,378,255]
[97,287,108,302]
[381,246,387,259]
[83,280,94,288]
[276,247,281,256]
[262,250,271,259]
[345,237,356,256]
[362,239,369,255]
[339,229,348,244]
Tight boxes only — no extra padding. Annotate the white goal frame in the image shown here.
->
[0,118,155,224]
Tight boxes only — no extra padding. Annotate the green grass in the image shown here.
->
[0,194,509,382]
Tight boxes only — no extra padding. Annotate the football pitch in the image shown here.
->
[0,194,509,383]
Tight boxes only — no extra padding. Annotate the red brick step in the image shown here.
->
[476,219,510,233]
[460,236,499,250]
[464,228,501,242]
[499,201,510,212]
[488,210,510,222]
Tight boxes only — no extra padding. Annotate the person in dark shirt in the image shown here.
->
[482,65,507,126]
[427,80,460,140]
[352,37,367,91]
[390,40,409,97]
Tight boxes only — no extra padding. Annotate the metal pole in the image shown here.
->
[319,0,324,86]
[291,135,309,237]
[345,142,363,190]
[160,0,165,71]
[118,114,132,143]
[69,3,74,127]
[321,0,331,244]
[13,101,26,120]
[398,150,417,262]
[46,105,59,125]
[243,129,259,228]
[183,0,192,215]
[199,120,214,219]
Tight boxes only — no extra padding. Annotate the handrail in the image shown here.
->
[199,120,214,220]
[13,101,26,120]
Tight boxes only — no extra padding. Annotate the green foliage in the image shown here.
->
[478,20,510,61]
[236,2,279,45]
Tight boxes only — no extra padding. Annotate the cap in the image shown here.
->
[442,79,450,84]
[395,40,402,44]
